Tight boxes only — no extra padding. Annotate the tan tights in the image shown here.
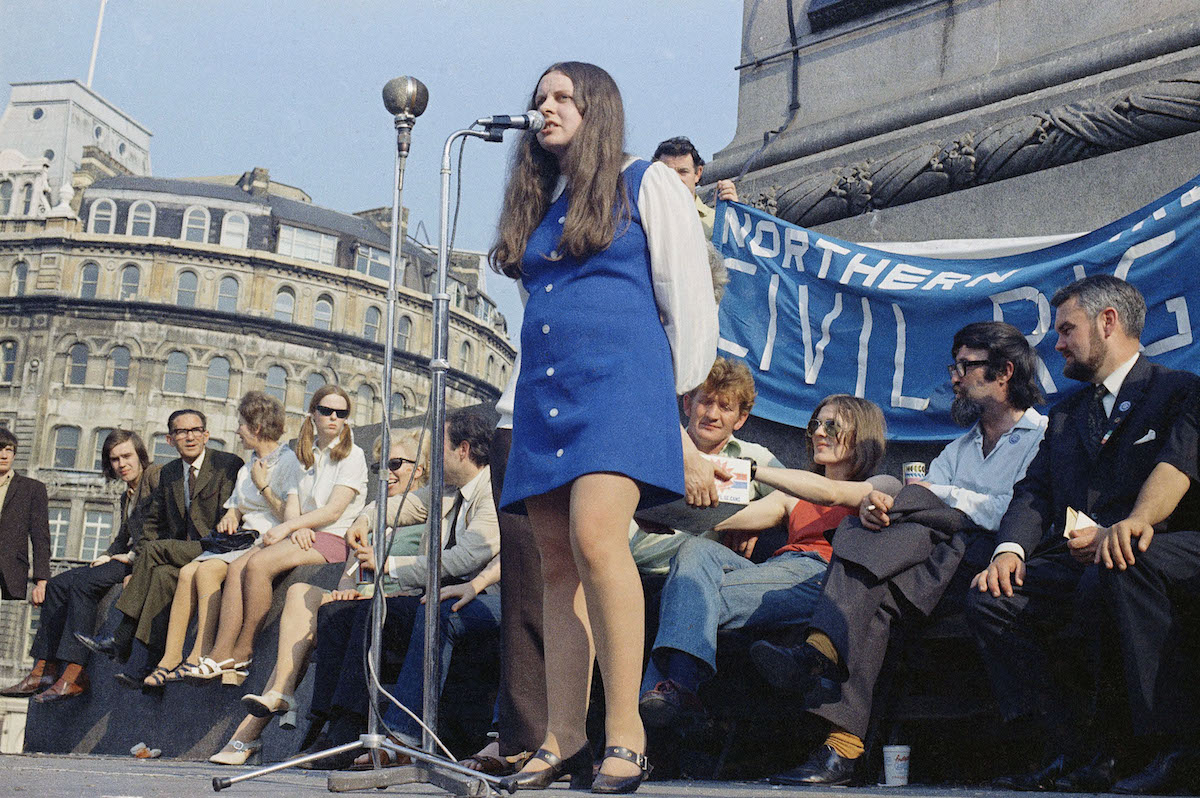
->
[156,558,231,670]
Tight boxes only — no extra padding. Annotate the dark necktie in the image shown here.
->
[1086,384,1108,456]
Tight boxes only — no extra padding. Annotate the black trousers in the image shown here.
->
[1100,530,1200,738]
[492,427,548,756]
[965,550,1105,745]
[29,559,130,665]
[310,596,421,724]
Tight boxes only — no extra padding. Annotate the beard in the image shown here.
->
[1062,326,1107,381]
[951,394,984,427]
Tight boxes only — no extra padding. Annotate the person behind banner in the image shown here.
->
[638,395,896,730]
[965,275,1200,792]
[749,321,1047,786]
[652,136,737,239]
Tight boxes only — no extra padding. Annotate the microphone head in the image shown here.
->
[382,76,429,117]
[526,110,546,132]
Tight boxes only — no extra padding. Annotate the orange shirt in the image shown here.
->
[772,500,852,562]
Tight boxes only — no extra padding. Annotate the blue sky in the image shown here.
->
[0,0,745,340]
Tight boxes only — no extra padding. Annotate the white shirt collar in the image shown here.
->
[457,466,489,507]
[185,448,206,474]
[1101,352,1140,400]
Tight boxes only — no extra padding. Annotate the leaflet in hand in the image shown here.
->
[1062,506,1098,539]
[703,454,752,506]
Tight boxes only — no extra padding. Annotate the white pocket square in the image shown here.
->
[1134,430,1157,445]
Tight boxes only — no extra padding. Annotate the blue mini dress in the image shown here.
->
[500,160,684,514]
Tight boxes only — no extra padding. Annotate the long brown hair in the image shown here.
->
[298,385,353,468]
[806,394,886,481]
[488,61,630,279]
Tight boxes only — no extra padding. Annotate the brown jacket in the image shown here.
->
[0,472,51,599]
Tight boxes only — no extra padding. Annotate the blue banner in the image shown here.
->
[714,176,1200,440]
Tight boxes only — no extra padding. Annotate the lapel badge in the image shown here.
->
[1118,400,1131,412]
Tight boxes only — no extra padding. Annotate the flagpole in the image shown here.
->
[86,0,108,89]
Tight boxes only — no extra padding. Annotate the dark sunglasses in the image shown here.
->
[947,359,990,378]
[370,456,418,473]
[807,418,843,439]
[314,405,350,419]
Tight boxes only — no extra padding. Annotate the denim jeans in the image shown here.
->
[642,535,828,691]
[382,591,502,745]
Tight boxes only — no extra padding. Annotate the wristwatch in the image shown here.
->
[749,461,757,481]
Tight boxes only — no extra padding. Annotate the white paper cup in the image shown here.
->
[882,744,911,786]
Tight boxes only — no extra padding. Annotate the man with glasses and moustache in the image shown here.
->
[752,321,1047,786]
[78,409,242,684]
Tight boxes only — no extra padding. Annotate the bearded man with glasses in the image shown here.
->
[751,321,1048,786]
[78,409,243,684]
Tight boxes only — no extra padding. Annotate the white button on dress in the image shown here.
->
[542,324,550,334]
[556,449,564,457]
[545,284,553,292]
[546,367,555,376]
[549,408,559,417]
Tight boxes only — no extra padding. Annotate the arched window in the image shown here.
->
[163,350,189,393]
[152,434,175,464]
[176,270,198,307]
[89,198,116,233]
[314,294,334,331]
[458,340,472,371]
[20,183,33,215]
[0,181,11,215]
[265,365,288,402]
[182,206,209,242]
[500,365,508,385]
[12,261,28,296]
[486,355,497,383]
[0,341,16,382]
[79,262,99,298]
[110,346,130,387]
[93,428,114,471]
[67,343,88,385]
[217,276,239,313]
[53,426,80,469]
[119,264,140,299]
[396,315,412,351]
[206,356,230,399]
[356,383,375,426]
[127,200,155,236]
[274,287,295,323]
[363,306,381,342]
[390,392,408,419]
[303,372,326,409]
[220,211,249,248]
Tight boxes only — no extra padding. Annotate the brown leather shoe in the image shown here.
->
[0,663,56,697]
[33,671,89,703]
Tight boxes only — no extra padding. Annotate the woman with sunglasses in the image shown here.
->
[144,391,304,689]
[493,62,717,794]
[638,395,897,729]
[192,385,367,684]
[211,428,428,765]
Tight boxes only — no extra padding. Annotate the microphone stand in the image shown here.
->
[210,79,509,797]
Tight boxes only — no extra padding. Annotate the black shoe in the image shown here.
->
[1054,752,1118,792]
[1113,748,1200,795]
[499,746,594,791]
[992,754,1072,791]
[749,640,841,704]
[638,679,707,729]
[592,746,651,794]
[768,744,858,786]
[74,632,120,660]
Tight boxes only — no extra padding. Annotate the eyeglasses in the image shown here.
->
[947,359,990,378]
[370,456,418,473]
[314,405,350,419]
[807,418,843,439]
[170,426,206,438]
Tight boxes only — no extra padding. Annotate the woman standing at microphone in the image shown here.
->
[491,61,717,794]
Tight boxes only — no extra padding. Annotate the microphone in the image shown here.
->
[476,111,545,131]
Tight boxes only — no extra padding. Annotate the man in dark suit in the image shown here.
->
[1,431,159,702]
[78,409,242,684]
[967,275,1200,791]
[1090,393,1200,794]
[0,428,50,605]
[750,321,1048,785]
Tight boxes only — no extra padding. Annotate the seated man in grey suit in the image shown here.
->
[78,409,242,684]
[752,321,1047,786]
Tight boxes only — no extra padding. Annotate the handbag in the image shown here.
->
[199,528,258,554]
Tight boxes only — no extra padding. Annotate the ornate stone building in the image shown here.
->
[0,81,514,744]
[709,0,1200,242]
